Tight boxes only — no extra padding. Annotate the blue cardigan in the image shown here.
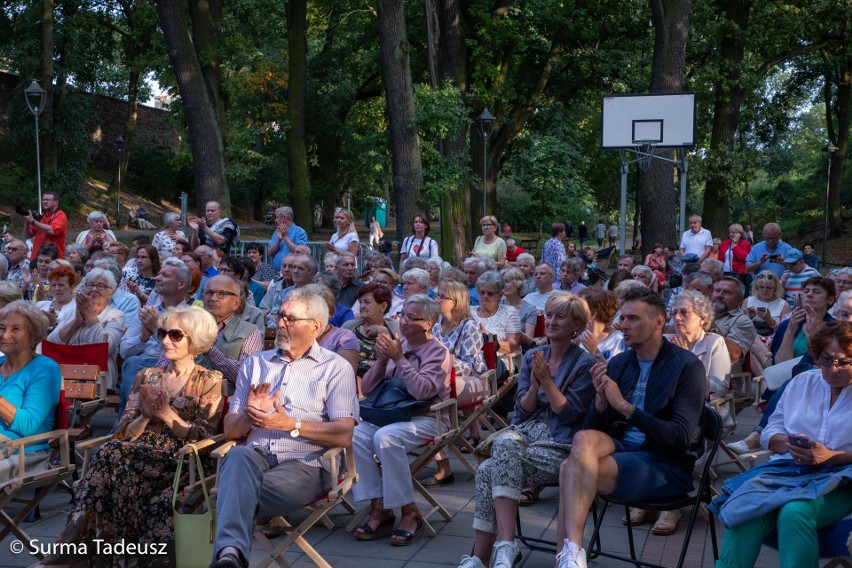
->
[585,339,707,471]
[0,354,61,452]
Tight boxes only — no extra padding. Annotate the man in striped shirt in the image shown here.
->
[210,288,359,568]
[781,248,819,307]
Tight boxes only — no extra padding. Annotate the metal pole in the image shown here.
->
[679,150,688,237]
[482,136,488,217]
[620,162,628,256]
[34,114,42,214]
[823,156,831,267]
[116,148,123,227]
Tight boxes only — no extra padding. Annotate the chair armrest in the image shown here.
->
[179,434,228,492]
[211,440,239,493]
[430,398,459,437]
[179,434,227,455]
[2,430,72,489]
[482,369,499,401]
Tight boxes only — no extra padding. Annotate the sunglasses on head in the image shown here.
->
[756,274,776,280]
[157,328,188,343]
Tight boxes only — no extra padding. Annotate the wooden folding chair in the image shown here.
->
[0,430,76,560]
[42,339,109,436]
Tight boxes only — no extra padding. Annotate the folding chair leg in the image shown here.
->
[623,506,642,568]
[447,443,479,478]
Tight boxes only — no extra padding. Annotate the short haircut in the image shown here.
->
[500,267,525,292]
[803,276,836,305]
[480,215,499,228]
[66,244,89,262]
[43,191,60,201]
[370,255,392,270]
[682,262,701,276]
[631,265,655,282]
[372,268,401,286]
[48,265,78,287]
[86,211,107,224]
[440,266,468,286]
[313,271,342,298]
[476,270,504,293]
[808,321,852,360]
[579,288,618,324]
[750,270,783,300]
[438,280,471,323]
[701,258,724,278]
[402,267,430,289]
[404,293,439,324]
[689,214,702,222]
[292,254,318,274]
[302,283,337,317]
[159,306,219,355]
[617,254,634,265]
[132,235,151,246]
[0,300,50,348]
[357,281,393,313]
[244,242,265,254]
[560,257,585,276]
[163,211,181,226]
[614,279,648,297]
[716,275,745,300]
[337,251,357,264]
[84,267,117,291]
[535,263,554,276]
[222,256,246,279]
[621,287,666,319]
[545,292,591,328]
[674,289,714,330]
[275,206,295,220]
[285,286,330,328]
[729,223,744,236]
[606,268,633,292]
[37,242,58,260]
[550,222,565,237]
[516,253,535,266]
[402,256,427,272]
[685,271,714,290]
[463,257,485,272]
[108,242,129,256]
[0,281,22,305]
[161,257,192,288]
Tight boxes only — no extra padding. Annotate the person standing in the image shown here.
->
[577,221,587,247]
[267,206,309,272]
[679,214,713,263]
[541,223,567,275]
[23,191,68,260]
[594,220,607,248]
[744,222,792,278]
[717,223,751,287]
[608,223,619,247]
[369,216,384,250]
[189,201,240,256]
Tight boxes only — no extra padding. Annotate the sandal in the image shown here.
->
[390,510,423,546]
[519,487,542,507]
[651,510,681,535]
[355,508,396,541]
[622,507,652,526]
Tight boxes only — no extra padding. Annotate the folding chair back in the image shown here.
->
[42,340,109,432]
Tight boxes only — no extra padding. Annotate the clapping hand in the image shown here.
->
[246,383,278,414]
[532,350,551,386]
[591,361,627,413]
[139,306,158,334]
[138,384,169,420]
[244,384,291,430]
[375,332,403,362]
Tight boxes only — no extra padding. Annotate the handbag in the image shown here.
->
[359,353,431,426]
[173,444,215,568]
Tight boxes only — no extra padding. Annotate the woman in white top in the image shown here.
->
[150,212,187,259]
[472,215,507,268]
[576,288,625,362]
[36,265,77,330]
[75,211,117,254]
[388,268,430,319]
[325,208,360,255]
[399,213,440,263]
[471,271,520,356]
[743,270,790,375]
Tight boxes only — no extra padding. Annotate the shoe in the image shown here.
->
[491,540,521,568]
[457,555,487,568]
[727,439,754,454]
[419,473,455,487]
[210,551,245,568]
[622,507,651,525]
[651,510,681,535]
[354,509,396,540]
[390,510,423,546]
[556,542,587,568]
[458,435,480,453]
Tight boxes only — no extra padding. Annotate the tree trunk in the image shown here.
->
[41,0,57,176]
[436,0,471,265]
[826,58,850,240]
[156,0,230,216]
[188,0,225,137]
[702,0,752,238]
[639,0,691,258]
[376,0,424,243]
[286,0,313,235]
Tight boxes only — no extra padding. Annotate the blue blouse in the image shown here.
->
[0,354,62,451]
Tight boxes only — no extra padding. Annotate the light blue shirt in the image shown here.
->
[622,358,654,448]
[0,355,61,451]
[269,224,309,272]
[745,240,792,277]
[111,288,141,323]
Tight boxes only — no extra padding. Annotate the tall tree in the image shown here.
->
[639,0,691,256]
[376,0,424,242]
[286,0,313,233]
[40,0,57,176]
[155,0,230,215]
[823,54,850,238]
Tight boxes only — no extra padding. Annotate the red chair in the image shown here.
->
[42,339,109,431]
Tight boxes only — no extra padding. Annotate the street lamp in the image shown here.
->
[823,142,839,266]
[24,80,46,214]
[115,136,124,228]
[475,108,496,217]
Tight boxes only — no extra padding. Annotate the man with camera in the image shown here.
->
[745,222,792,279]
[21,191,68,260]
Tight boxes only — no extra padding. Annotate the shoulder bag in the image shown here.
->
[173,444,215,567]
[359,352,431,427]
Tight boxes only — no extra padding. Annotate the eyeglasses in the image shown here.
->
[157,328,188,343]
[835,280,852,286]
[218,267,233,274]
[817,354,852,370]
[83,282,109,291]
[435,293,455,301]
[755,274,776,280]
[277,313,315,327]
[399,313,426,322]
[201,289,238,299]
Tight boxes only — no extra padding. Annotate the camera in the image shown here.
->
[15,205,36,217]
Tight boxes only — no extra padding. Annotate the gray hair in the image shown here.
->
[425,257,444,270]
[631,265,655,282]
[614,279,647,295]
[476,270,504,293]
[463,257,486,273]
[516,253,535,267]
[161,257,192,288]
[163,211,181,226]
[402,256,427,272]
[560,257,585,275]
[717,275,746,300]
[92,259,122,288]
[684,271,714,289]
[275,206,295,221]
[506,238,516,246]
[313,271,342,297]
[292,254,319,274]
[65,243,89,261]
[84,267,118,292]
[404,293,439,324]
[500,267,526,292]
[0,281,22,305]
[701,258,724,278]
[836,267,852,277]
[336,251,357,265]
[284,286,329,327]
[402,267,430,289]
[689,214,702,222]
[481,257,498,272]
[86,211,108,224]
[0,300,50,348]
[674,289,714,330]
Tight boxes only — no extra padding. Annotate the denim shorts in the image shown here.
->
[606,437,694,502]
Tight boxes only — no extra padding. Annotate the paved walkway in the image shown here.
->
[2,407,784,568]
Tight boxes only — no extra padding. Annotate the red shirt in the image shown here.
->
[30,208,68,260]
[506,245,525,263]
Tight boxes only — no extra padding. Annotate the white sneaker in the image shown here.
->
[727,440,752,454]
[556,542,587,568]
[491,540,521,568]
[458,555,487,568]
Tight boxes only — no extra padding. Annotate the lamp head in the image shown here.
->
[24,80,46,117]
[115,136,125,153]
[475,107,496,139]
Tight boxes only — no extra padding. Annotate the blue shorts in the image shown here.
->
[606,437,694,502]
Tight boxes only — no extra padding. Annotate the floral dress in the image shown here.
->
[68,366,223,566]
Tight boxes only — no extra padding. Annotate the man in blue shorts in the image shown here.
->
[554,288,707,568]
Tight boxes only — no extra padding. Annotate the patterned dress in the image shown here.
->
[68,366,223,566]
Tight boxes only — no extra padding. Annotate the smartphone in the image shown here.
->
[769,253,781,261]
[756,306,767,313]
[788,434,811,448]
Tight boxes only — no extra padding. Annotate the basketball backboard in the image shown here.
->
[601,93,696,148]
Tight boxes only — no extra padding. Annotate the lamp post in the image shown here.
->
[24,80,46,214]
[115,136,124,228]
[823,142,839,266]
[475,108,496,217]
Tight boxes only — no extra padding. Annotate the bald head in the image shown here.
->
[202,274,241,321]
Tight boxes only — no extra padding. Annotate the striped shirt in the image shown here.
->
[229,342,358,471]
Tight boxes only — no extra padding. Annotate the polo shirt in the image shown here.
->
[680,227,713,257]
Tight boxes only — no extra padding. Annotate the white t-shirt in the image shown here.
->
[471,304,521,340]
[330,231,359,254]
[680,227,713,257]
[400,235,439,259]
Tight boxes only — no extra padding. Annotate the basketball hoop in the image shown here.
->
[633,140,657,172]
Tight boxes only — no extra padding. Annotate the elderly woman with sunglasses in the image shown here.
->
[47,268,125,390]
[36,306,223,567]
[712,321,852,568]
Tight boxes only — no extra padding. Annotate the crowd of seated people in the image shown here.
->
[3,201,849,568]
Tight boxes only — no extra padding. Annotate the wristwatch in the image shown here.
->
[289,418,302,438]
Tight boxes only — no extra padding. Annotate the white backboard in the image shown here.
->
[601,93,696,148]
